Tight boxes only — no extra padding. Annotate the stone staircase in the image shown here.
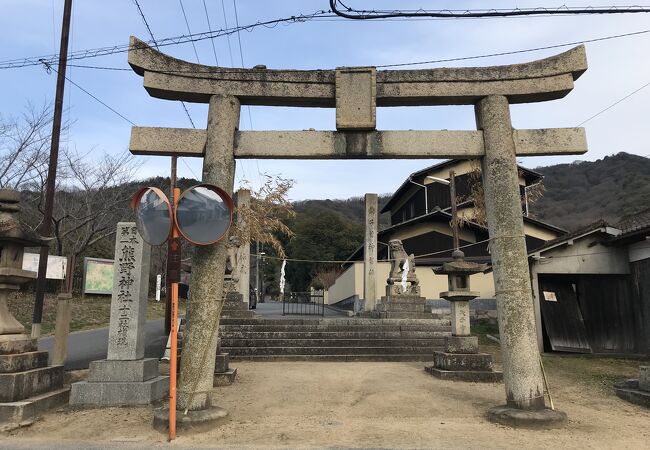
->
[219,317,451,361]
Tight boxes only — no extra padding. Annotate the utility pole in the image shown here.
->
[165,156,178,335]
[32,0,74,338]
[449,171,459,251]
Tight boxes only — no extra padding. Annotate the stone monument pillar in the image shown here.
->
[70,222,168,406]
[0,189,69,425]
[477,95,566,427]
[425,249,502,382]
[363,193,378,312]
[236,189,251,307]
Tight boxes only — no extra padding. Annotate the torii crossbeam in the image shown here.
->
[128,34,587,427]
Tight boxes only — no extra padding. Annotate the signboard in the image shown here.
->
[83,257,114,295]
[543,291,558,302]
[22,253,67,280]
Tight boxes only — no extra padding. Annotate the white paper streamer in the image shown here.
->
[401,258,409,292]
[279,259,287,294]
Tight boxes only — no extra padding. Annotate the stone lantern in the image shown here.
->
[435,249,487,338]
[0,189,69,426]
[425,249,502,382]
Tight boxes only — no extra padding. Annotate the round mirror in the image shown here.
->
[131,187,172,246]
[175,184,234,245]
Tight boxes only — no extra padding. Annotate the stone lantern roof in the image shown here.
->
[433,249,489,276]
[0,189,50,247]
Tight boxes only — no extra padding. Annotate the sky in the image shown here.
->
[1,1,649,201]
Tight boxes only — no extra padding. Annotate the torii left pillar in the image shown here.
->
[155,95,239,430]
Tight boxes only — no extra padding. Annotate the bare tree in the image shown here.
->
[20,148,142,258]
[0,103,63,190]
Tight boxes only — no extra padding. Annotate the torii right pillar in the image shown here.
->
[476,95,567,427]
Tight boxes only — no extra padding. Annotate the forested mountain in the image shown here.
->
[531,152,650,230]
[298,152,650,232]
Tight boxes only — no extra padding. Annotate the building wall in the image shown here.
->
[327,261,496,305]
[529,236,631,350]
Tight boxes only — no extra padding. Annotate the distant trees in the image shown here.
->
[284,209,364,291]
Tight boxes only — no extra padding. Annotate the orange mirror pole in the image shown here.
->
[168,186,181,441]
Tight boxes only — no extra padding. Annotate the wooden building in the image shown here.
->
[529,210,650,355]
[327,160,566,306]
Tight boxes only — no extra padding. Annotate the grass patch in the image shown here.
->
[541,354,648,391]
[7,291,171,336]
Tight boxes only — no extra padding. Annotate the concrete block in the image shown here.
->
[87,358,159,383]
[433,351,493,372]
[0,365,64,402]
[69,375,169,406]
[0,351,48,373]
[639,366,649,392]
[445,336,479,354]
[0,387,69,423]
[214,368,237,386]
[214,353,229,373]
[0,335,37,355]
[425,365,503,382]
[614,379,650,408]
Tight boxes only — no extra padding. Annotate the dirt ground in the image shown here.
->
[3,350,650,449]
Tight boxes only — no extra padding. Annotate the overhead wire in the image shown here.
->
[179,0,201,64]
[131,0,196,128]
[201,0,219,65]
[577,80,650,126]
[232,0,262,189]
[329,1,650,19]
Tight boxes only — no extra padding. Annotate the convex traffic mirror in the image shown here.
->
[131,184,234,246]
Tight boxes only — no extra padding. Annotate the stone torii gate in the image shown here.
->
[127,35,587,426]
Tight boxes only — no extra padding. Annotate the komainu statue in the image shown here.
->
[386,239,420,296]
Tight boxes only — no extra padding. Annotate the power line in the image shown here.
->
[179,0,201,64]
[202,0,219,65]
[131,0,196,128]
[0,10,332,70]
[330,1,650,19]
[376,28,650,68]
[577,80,650,126]
[40,61,136,125]
[55,27,650,78]
[221,0,235,66]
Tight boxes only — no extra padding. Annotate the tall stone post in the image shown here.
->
[363,193,378,312]
[177,95,239,414]
[236,189,251,306]
[476,95,565,426]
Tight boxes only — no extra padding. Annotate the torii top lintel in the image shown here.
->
[128,36,587,107]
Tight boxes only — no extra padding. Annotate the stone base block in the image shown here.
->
[0,387,69,424]
[639,366,649,391]
[487,405,567,429]
[0,351,49,373]
[69,376,169,406]
[614,380,650,408]
[433,351,493,371]
[445,336,478,354]
[0,335,37,355]
[222,310,256,319]
[214,368,237,387]
[87,358,159,382]
[215,353,229,374]
[153,406,228,433]
[425,365,503,382]
[0,365,64,402]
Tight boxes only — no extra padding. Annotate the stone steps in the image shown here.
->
[226,354,434,362]
[223,338,446,348]
[217,317,450,361]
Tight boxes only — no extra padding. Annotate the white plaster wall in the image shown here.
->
[328,261,496,305]
[629,239,650,262]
